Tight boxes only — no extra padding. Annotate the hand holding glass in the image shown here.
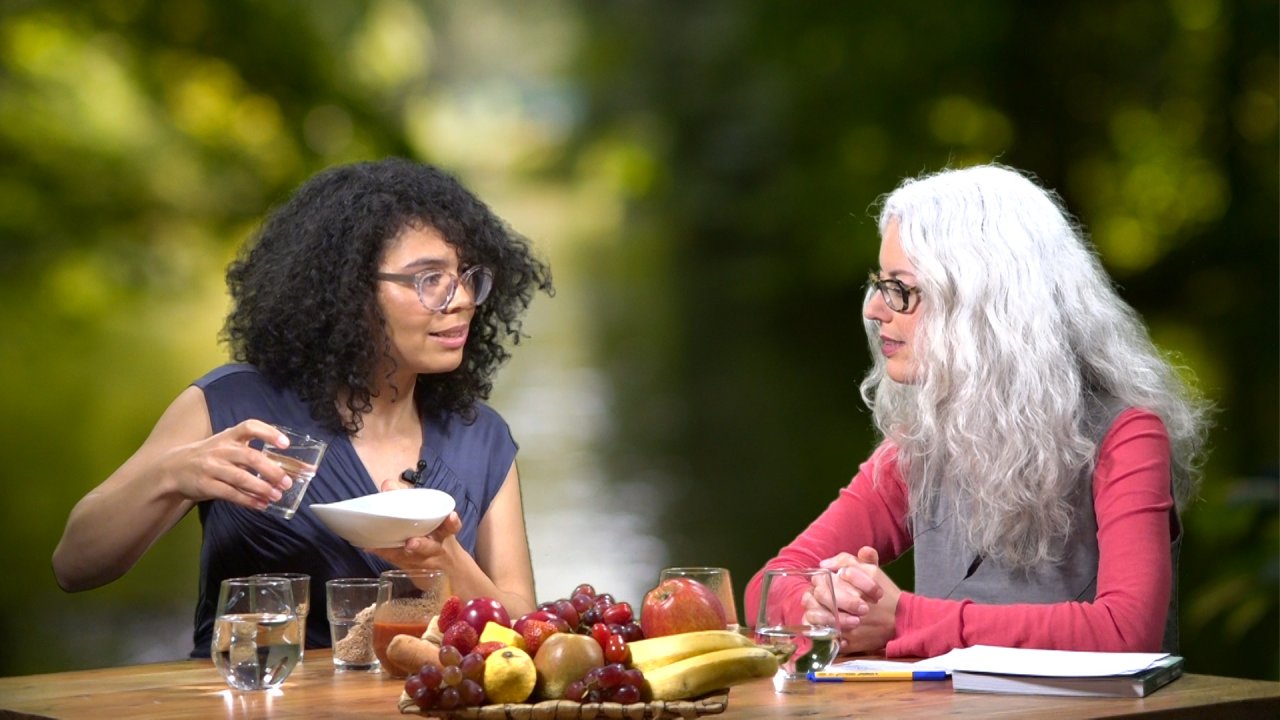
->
[659,567,739,631]
[754,568,840,680]
[261,426,327,520]
[212,577,301,691]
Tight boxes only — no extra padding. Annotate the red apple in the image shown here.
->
[461,596,510,634]
[640,578,727,638]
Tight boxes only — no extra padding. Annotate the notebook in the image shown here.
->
[935,645,1184,698]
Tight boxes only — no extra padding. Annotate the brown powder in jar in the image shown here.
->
[334,603,376,665]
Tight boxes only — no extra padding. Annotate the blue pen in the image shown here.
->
[808,669,950,682]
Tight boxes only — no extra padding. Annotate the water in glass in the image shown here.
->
[212,612,302,690]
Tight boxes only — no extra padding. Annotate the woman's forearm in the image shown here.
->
[53,457,193,591]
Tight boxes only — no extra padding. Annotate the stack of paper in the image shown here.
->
[927,645,1184,698]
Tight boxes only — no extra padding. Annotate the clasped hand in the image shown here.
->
[802,546,900,654]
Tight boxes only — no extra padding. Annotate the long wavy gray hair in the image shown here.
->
[861,164,1210,569]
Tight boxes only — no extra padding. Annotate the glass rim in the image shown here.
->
[379,568,447,576]
[252,571,311,580]
[326,577,381,587]
[268,426,327,447]
[218,576,298,612]
[660,566,730,574]
[224,575,294,586]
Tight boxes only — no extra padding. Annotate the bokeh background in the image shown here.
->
[1,0,1275,681]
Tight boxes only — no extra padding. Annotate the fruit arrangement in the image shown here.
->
[394,581,783,713]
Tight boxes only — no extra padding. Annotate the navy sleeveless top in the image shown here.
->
[189,363,517,657]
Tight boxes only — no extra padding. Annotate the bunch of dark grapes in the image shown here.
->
[405,645,487,711]
[564,663,645,704]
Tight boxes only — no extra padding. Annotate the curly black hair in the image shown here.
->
[222,158,554,435]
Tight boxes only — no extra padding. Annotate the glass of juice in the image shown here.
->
[372,569,450,677]
[754,568,840,681]
[212,576,301,691]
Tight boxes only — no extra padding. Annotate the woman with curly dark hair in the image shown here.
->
[53,158,553,657]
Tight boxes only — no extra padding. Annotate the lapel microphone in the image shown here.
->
[400,459,428,487]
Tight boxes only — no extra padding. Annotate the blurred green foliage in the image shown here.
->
[0,0,1275,681]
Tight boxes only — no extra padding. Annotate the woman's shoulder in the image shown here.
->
[1106,407,1168,434]
[855,439,905,487]
[1099,406,1170,449]
[193,363,268,390]
[192,364,309,431]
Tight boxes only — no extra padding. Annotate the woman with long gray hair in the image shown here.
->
[746,164,1209,657]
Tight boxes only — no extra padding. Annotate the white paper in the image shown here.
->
[922,645,1170,678]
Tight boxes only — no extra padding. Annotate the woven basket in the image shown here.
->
[398,690,730,719]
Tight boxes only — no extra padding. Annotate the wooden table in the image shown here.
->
[1,650,1277,719]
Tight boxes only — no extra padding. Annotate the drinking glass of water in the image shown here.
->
[261,426,327,520]
[212,576,302,691]
[754,568,840,680]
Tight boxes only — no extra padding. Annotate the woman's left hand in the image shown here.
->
[366,476,463,570]
[366,510,463,569]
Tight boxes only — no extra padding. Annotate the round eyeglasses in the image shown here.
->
[867,272,922,314]
[375,265,494,312]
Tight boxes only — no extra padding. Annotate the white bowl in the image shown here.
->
[311,489,456,548]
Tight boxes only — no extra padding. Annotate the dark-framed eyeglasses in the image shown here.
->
[375,265,494,312]
[866,272,922,314]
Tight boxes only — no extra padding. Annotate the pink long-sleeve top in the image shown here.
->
[743,408,1175,658]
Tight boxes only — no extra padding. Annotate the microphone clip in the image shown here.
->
[400,459,428,488]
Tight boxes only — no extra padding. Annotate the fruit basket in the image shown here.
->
[398,690,730,719]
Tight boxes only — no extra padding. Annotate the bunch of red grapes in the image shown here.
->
[537,583,645,643]
[405,645,487,711]
[565,663,645,704]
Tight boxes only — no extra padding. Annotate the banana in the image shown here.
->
[627,630,757,673]
[642,646,781,701]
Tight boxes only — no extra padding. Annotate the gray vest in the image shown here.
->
[912,402,1181,652]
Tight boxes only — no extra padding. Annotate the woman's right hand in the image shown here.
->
[819,547,900,653]
[161,419,293,510]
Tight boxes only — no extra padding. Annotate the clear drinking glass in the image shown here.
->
[261,426,327,520]
[372,569,451,677]
[252,572,311,660]
[326,578,381,671]
[212,576,301,691]
[754,568,840,680]
[658,567,740,632]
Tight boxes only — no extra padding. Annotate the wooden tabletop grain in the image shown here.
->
[1,650,1277,719]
